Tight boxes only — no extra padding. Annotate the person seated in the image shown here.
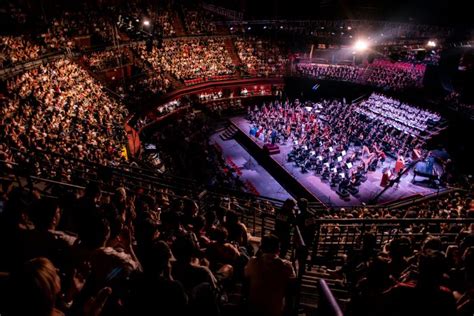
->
[382,250,457,316]
[129,240,188,316]
[172,235,220,316]
[20,199,76,271]
[6,257,111,316]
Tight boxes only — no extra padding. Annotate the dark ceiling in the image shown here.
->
[208,0,472,27]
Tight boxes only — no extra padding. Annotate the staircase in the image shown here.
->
[299,266,350,315]
[220,125,238,141]
[224,38,242,72]
[215,23,230,36]
[358,65,373,83]
[164,72,184,90]
[171,12,186,36]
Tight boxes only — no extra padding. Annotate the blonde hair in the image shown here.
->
[12,257,61,316]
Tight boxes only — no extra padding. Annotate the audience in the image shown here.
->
[0,5,472,316]
[84,49,132,72]
[182,7,217,35]
[1,58,128,173]
[235,37,287,77]
[366,59,426,90]
[0,36,42,68]
[297,63,362,82]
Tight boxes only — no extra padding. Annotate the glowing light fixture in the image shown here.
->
[354,39,369,52]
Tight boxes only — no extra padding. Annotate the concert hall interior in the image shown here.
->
[0,1,473,316]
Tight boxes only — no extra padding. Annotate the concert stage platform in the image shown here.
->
[228,116,442,206]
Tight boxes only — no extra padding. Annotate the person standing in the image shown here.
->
[244,235,297,316]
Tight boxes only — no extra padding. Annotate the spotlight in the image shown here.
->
[427,40,437,48]
[354,39,369,52]
[143,20,150,26]
[347,26,352,30]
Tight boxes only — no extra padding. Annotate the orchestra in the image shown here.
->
[246,94,442,196]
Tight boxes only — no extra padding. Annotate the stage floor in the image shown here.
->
[229,116,440,206]
[210,133,291,201]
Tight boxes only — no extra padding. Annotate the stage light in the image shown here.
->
[347,26,352,30]
[143,20,150,26]
[427,40,437,48]
[354,39,369,52]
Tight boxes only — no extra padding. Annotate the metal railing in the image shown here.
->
[318,279,344,316]
[3,157,472,315]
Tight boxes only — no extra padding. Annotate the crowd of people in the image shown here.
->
[84,49,132,72]
[235,37,287,77]
[366,60,426,90]
[247,96,439,194]
[182,7,217,35]
[297,63,362,82]
[380,46,442,65]
[0,35,42,68]
[356,93,441,137]
[155,38,235,81]
[0,161,472,316]
[41,11,113,51]
[121,4,176,37]
[297,59,427,91]
[0,58,128,174]
[1,4,473,316]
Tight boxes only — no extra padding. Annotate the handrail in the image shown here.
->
[308,218,474,224]
[293,224,306,249]
[1,150,288,208]
[318,279,344,316]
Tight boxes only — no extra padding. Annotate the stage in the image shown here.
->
[228,116,443,206]
[210,133,291,201]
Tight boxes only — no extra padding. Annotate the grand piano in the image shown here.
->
[413,157,438,185]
